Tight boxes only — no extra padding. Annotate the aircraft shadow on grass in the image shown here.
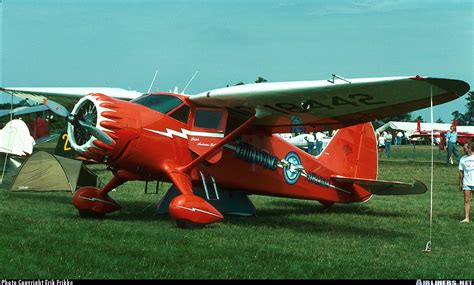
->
[7,192,411,237]
[267,200,412,218]
[10,191,409,220]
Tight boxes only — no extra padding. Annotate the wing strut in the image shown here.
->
[178,108,270,173]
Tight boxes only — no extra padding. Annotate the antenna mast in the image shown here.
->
[147,70,159,93]
[182,70,199,94]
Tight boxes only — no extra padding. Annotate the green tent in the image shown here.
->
[6,151,98,192]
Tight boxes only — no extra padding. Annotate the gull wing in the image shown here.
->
[189,76,470,133]
[0,87,143,109]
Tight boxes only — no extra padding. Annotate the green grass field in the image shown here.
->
[0,144,472,279]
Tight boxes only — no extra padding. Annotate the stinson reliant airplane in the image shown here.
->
[1,75,470,228]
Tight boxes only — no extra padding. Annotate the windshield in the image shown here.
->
[133,94,183,114]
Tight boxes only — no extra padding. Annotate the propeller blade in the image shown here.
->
[42,98,113,144]
[42,98,70,117]
[77,120,114,145]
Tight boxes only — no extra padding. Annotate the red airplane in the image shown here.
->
[1,75,470,228]
[0,104,56,144]
[410,118,474,149]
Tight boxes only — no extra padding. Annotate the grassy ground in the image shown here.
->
[0,144,472,279]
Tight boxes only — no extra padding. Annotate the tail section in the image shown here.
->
[331,176,427,195]
[317,123,427,199]
[317,122,377,180]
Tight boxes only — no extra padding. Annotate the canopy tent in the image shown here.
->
[0,119,35,156]
[4,151,98,192]
[376,122,445,134]
[376,121,474,136]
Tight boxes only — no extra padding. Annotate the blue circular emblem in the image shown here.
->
[283,151,302,185]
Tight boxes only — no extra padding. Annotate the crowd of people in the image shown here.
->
[376,130,405,159]
[303,131,329,156]
[291,127,471,223]
[445,126,472,223]
[377,127,471,223]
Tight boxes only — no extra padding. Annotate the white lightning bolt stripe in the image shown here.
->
[176,205,222,218]
[79,196,119,206]
[144,128,224,139]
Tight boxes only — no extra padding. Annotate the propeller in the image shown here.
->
[42,99,70,117]
[77,119,113,145]
[42,98,113,145]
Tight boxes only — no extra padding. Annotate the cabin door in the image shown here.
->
[188,107,228,163]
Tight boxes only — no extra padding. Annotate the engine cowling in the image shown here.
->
[67,93,119,162]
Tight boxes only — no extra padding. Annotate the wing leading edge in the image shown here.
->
[190,76,470,133]
[0,87,143,109]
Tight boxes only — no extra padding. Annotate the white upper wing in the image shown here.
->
[189,76,470,133]
[0,87,143,108]
[0,105,49,118]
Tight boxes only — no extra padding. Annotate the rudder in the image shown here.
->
[317,122,377,180]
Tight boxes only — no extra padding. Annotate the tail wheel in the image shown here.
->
[319,201,334,213]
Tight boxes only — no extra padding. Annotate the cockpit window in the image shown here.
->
[169,104,190,124]
[134,94,183,114]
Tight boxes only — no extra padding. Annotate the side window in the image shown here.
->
[194,109,227,130]
[169,104,190,124]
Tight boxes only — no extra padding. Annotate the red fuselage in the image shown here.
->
[76,92,377,205]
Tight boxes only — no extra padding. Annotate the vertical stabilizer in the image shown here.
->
[317,122,377,180]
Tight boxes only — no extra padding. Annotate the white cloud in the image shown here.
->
[305,0,424,17]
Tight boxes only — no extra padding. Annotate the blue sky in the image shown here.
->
[1,0,472,123]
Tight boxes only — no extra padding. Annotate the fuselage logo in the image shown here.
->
[234,143,330,188]
[282,152,301,185]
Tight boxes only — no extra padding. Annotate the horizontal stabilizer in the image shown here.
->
[331,175,427,195]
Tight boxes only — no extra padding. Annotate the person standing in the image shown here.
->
[458,141,474,223]
[378,132,386,157]
[384,131,393,158]
[396,131,403,145]
[446,125,460,165]
[315,132,325,155]
[304,133,315,155]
